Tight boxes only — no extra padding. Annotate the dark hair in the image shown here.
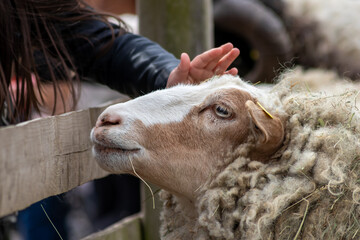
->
[0,0,126,123]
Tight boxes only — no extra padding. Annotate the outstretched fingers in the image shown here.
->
[191,43,234,69]
[205,43,235,71]
[214,48,240,75]
[191,43,240,76]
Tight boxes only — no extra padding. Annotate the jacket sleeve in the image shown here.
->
[65,19,180,97]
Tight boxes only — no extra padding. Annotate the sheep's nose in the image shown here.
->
[96,113,122,127]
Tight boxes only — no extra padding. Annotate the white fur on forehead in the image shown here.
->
[196,74,266,99]
[167,74,272,108]
[107,75,272,128]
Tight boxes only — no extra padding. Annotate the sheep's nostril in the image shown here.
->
[96,114,122,127]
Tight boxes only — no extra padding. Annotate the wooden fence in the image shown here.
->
[0,1,212,239]
[0,97,150,240]
[0,94,165,240]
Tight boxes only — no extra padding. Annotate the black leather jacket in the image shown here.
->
[64,18,180,97]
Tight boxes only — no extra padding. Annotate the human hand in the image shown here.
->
[166,43,240,88]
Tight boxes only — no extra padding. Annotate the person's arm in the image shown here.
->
[64,19,179,97]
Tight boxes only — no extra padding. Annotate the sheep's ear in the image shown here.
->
[245,100,284,160]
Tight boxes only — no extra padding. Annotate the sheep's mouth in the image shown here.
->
[93,144,140,154]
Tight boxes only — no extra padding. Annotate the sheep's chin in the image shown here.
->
[92,145,140,173]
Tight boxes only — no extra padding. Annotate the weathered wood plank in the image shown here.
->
[81,213,143,240]
[0,98,128,218]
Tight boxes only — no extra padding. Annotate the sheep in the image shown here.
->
[214,0,360,82]
[91,69,360,239]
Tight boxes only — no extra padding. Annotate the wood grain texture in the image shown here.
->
[0,99,128,218]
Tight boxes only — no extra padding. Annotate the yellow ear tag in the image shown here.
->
[256,102,274,119]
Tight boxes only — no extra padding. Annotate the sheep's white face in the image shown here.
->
[91,75,284,201]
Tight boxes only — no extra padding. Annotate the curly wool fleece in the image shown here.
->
[160,68,360,240]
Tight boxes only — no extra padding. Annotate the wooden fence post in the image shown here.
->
[138,0,213,58]
[137,1,213,239]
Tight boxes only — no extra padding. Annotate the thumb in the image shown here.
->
[178,53,191,73]
[167,53,191,88]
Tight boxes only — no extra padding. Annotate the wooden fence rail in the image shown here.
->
[0,99,127,218]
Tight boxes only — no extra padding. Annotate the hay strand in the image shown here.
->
[293,199,309,240]
[129,157,156,209]
[40,204,64,240]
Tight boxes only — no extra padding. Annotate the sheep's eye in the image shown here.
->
[214,105,231,118]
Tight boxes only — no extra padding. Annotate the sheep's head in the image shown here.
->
[91,75,284,201]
